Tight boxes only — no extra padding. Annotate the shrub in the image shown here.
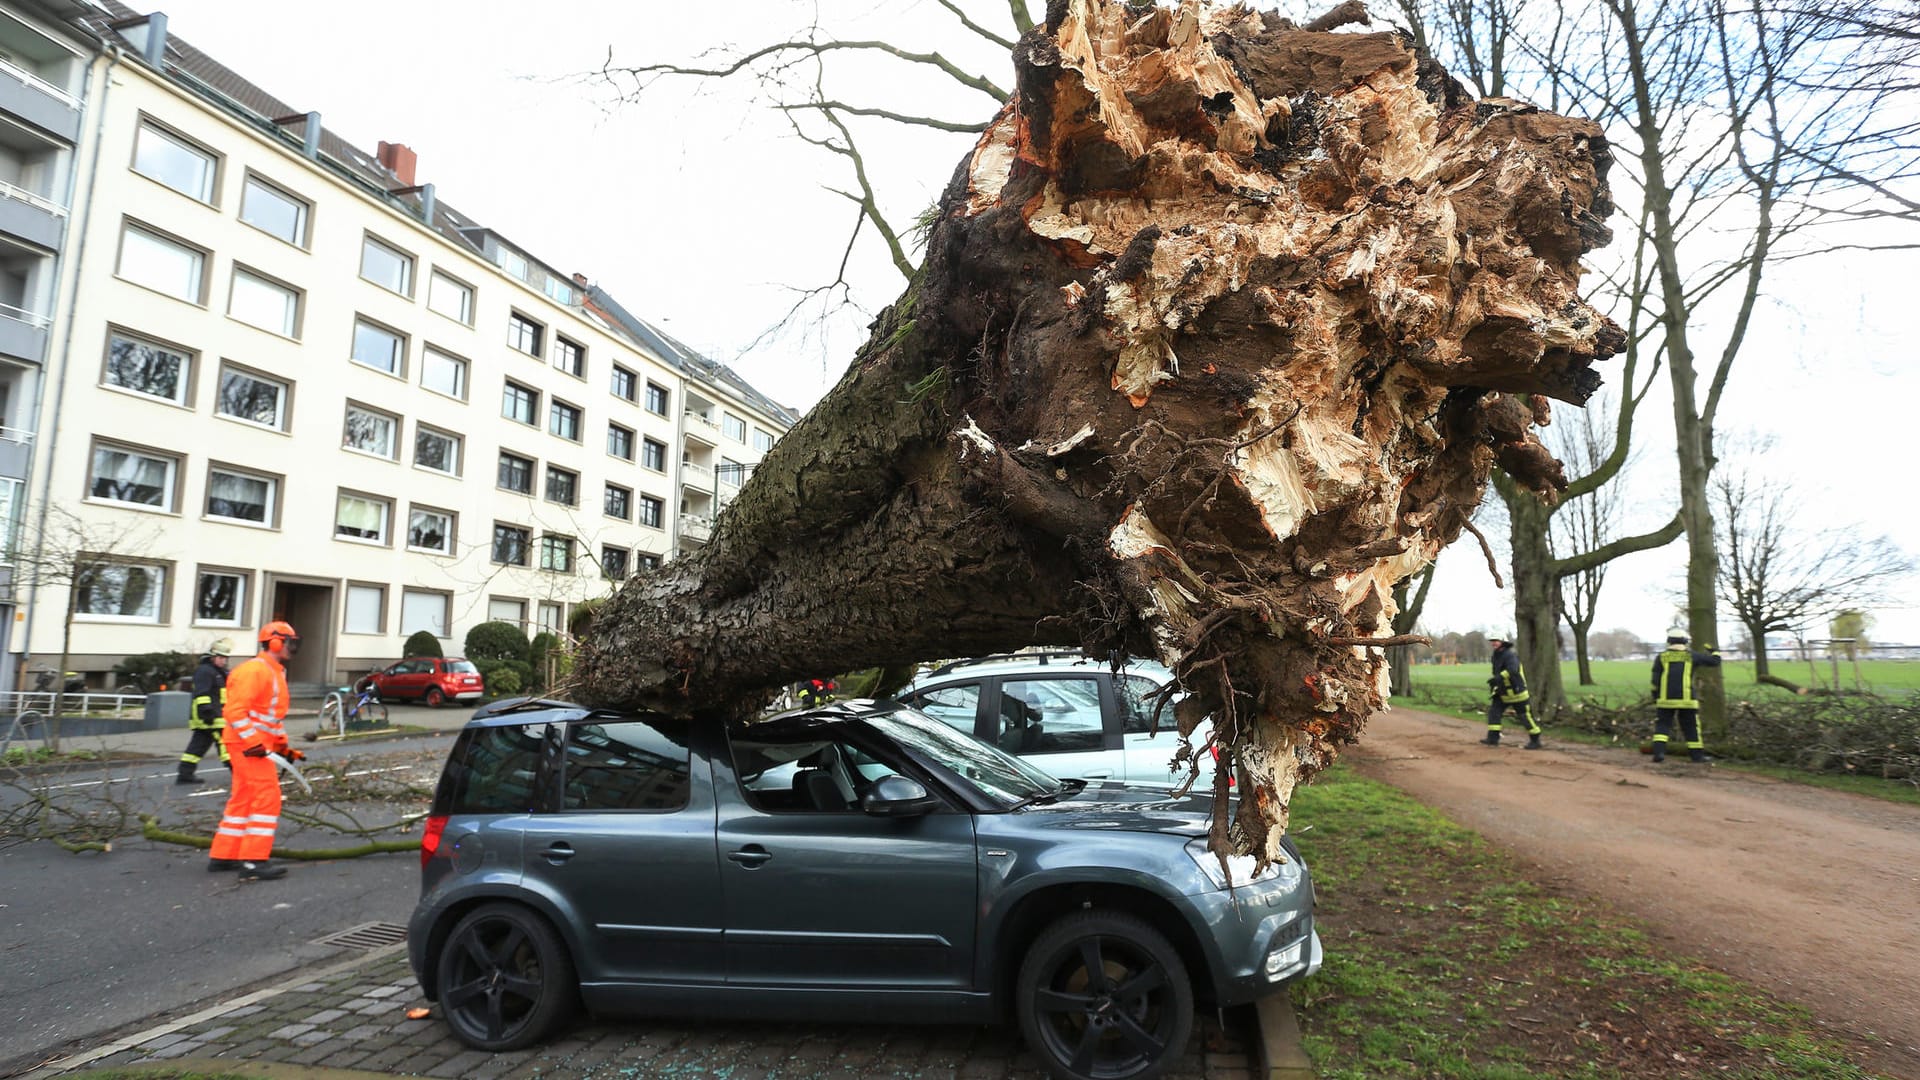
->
[113,651,196,693]
[486,667,524,697]
[403,630,444,659]
[465,621,530,664]
[476,658,533,695]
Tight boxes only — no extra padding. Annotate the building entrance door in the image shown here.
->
[266,578,335,687]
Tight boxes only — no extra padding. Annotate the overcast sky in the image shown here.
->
[140,0,1920,648]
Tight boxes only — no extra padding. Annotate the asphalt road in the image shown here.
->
[0,727,456,1077]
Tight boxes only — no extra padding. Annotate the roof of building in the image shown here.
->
[88,0,799,428]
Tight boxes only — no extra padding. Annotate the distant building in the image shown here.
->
[1,0,797,691]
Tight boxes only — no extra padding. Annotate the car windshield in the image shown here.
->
[866,706,1061,809]
[447,660,479,674]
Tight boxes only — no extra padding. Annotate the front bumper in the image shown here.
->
[1189,872,1321,1006]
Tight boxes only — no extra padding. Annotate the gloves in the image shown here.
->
[242,745,269,758]
[286,749,306,762]
[1486,677,1502,690]
[272,740,290,756]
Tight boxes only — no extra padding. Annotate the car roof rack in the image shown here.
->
[926,650,1092,677]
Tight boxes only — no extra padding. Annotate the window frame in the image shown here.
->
[604,482,632,521]
[213,362,292,433]
[350,316,408,378]
[413,423,463,477]
[237,170,311,248]
[428,269,475,326]
[341,400,402,461]
[644,382,670,416]
[129,118,219,204]
[191,565,252,627]
[553,335,586,379]
[611,365,637,402]
[74,556,173,624]
[639,494,665,530]
[607,422,636,461]
[507,311,544,357]
[491,522,531,567]
[399,587,452,639]
[544,464,580,508]
[101,326,195,408]
[497,451,535,495]
[722,412,748,442]
[419,345,469,401]
[342,581,388,636]
[407,504,458,556]
[752,428,777,453]
[203,461,282,528]
[333,489,395,547]
[601,544,631,581]
[642,437,667,473]
[359,232,416,297]
[539,534,575,574]
[227,264,303,339]
[556,718,693,813]
[116,220,208,305]
[548,398,583,443]
[85,438,181,514]
[502,379,540,426]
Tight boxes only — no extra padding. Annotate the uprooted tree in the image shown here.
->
[572,0,1621,863]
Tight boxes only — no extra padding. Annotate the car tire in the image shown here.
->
[435,902,577,1050]
[1016,909,1194,1080]
[425,687,446,708]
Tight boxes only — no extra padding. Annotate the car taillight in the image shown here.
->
[421,813,448,869]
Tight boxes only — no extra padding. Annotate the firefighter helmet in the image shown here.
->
[1666,627,1689,644]
[259,620,301,657]
[208,637,235,657]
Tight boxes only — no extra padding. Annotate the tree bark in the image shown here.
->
[1498,475,1566,721]
[574,0,1620,861]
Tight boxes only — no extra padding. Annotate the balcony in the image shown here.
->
[683,410,719,445]
[0,56,80,142]
[679,513,713,543]
[0,302,49,364]
[0,426,32,480]
[0,179,64,249]
[680,459,713,492]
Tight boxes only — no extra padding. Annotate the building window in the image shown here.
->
[644,382,669,416]
[611,365,636,402]
[428,270,474,325]
[420,347,468,399]
[487,597,527,626]
[637,553,662,572]
[608,423,635,461]
[131,122,215,202]
[335,491,392,544]
[545,465,579,508]
[503,380,539,425]
[497,452,534,494]
[549,400,582,442]
[639,494,664,529]
[344,583,386,634]
[76,559,167,622]
[752,428,776,452]
[554,336,585,377]
[360,234,414,295]
[351,318,405,375]
[408,506,455,555]
[605,483,631,521]
[723,413,747,441]
[507,312,543,356]
[492,523,530,566]
[216,366,288,430]
[415,425,462,476]
[400,589,450,637]
[602,545,630,581]
[205,465,276,526]
[718,458,748,488]
[194,568,247,625]
[642,438,666,472]
[539,535,574,573]
[342,403,399,459]
[229,268,301,337]
[239,174,308,246]
[544,274,576,305]
[118,223,205,303]
[88,443,177,511]
[103,330,191,405]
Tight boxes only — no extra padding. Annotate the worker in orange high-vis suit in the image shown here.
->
[207,621,304,881]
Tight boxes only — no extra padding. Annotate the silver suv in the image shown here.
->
[899,652,1213,787]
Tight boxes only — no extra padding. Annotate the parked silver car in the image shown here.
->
[898,652,1213,787]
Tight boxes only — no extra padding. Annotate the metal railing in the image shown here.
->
[0,690,145,718]
[0,302,51,329]
[678,513,714,542]
[685,410,719,431]
[0,425,32,444]
[0,56,79,108]
[0,178,66,216]
[680,460,713,489]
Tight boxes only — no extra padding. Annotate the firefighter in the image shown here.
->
[1484,634,1543,749]
[176,638,234,785]
[207,621,303,881]
[1651,628,1721,763]
[797,677,837,708]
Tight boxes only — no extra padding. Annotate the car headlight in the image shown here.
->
[1185,837,1302,891]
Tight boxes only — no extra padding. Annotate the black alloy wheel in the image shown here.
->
[1017,910,1195,1080]
[435,903,576,1050]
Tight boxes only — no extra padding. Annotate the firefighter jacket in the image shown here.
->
[222,653,289,753]
[1489,644,1530,703]
[190,657,227,728]
[1652,645,1721,709]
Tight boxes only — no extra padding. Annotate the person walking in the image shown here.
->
[176,638,234,785]
[1484,634,1543,749]
[1651,628,1721,763]
[207,621,302,881]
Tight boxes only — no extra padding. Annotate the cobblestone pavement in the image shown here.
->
[67,948,1259,1079]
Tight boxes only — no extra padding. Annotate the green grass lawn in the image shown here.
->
[1407,658,1920,703]
[1289,766,1890,1078]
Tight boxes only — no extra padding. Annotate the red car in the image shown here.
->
[363,657,485,707]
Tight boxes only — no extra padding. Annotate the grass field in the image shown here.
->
[1406,657,1920,703]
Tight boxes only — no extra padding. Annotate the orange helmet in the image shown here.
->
[259,620,300,657]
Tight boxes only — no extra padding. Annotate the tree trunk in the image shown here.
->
[1388,567,1436,697]
[1501,477,1567,721]
[1749,623,1804,693]
[574,0,1620,861]
[1572,618,1593,686]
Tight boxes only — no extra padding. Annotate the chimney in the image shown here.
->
[377,141,417,186]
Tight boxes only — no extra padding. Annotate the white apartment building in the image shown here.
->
[6,3,797,691]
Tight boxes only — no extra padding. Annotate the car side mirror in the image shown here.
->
[862,775,939,817]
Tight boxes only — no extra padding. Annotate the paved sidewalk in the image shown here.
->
[9,701,473,762]
[44,948,1258,1080]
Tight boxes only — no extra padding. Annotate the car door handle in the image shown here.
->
[1082,770,1113,779]
[727,846,773,868]
[539,842,575,863]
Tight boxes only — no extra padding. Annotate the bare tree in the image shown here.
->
[1389,565,1436,696]
[1550,394,1634,685]
[1713,469,1909,691]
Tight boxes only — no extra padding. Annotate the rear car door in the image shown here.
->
[516,716,724,985]
[988,673,1120,780]
[899,680,986,738]
[715,723,977,989]
[1117,672,1190,786]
